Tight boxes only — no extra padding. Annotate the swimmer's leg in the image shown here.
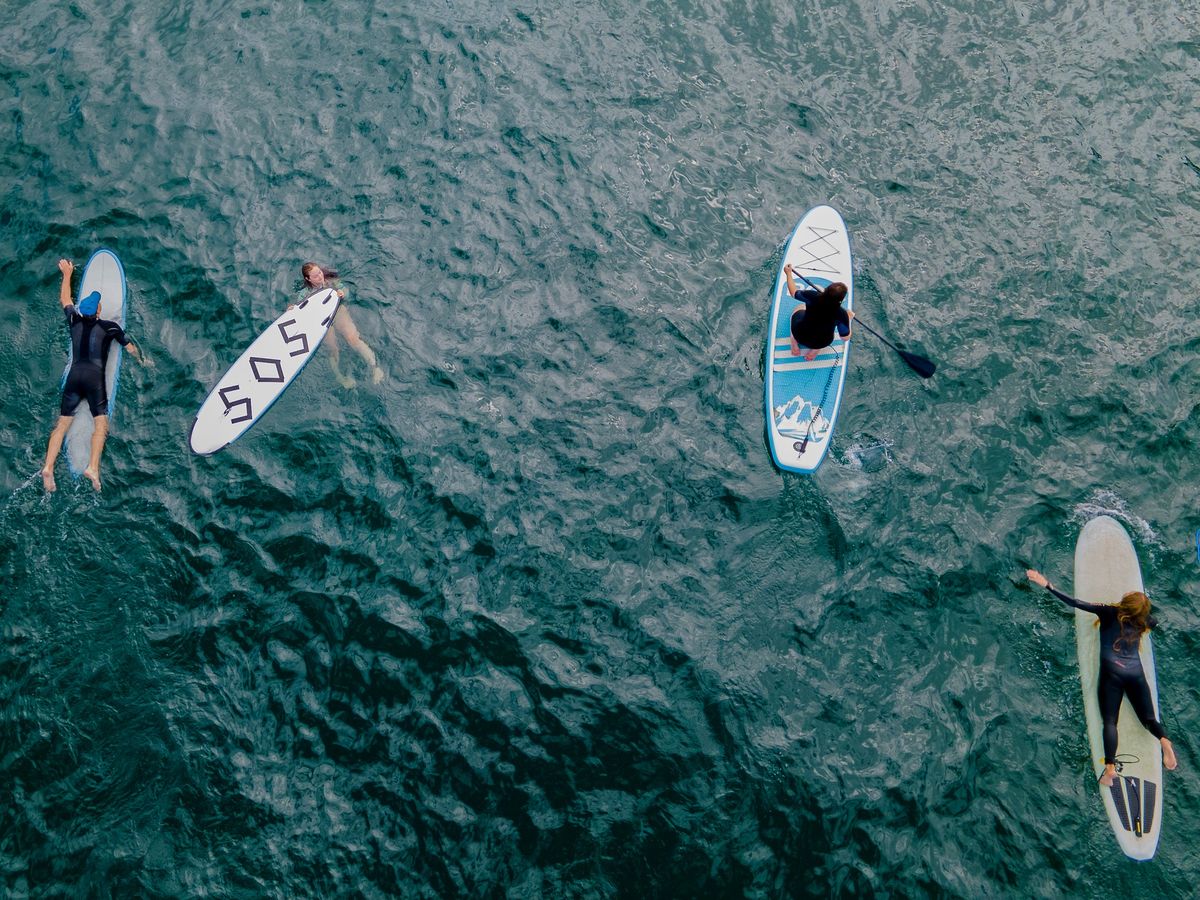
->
[41,415,73,492]
[336,308,383,383]
[82,415,107,492]
[325,326,355,389]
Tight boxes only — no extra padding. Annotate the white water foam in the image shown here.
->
[843,439,893,472]
[1070,489,1161,550]
[0,471,48,527]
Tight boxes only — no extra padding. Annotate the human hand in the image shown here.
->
[783,264,794,275]
[336,289,345,299]
[1025,569,1049,589]
[847,310,856,320]
[58,259,74,276]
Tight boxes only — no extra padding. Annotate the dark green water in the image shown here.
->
[3,0,1200,896]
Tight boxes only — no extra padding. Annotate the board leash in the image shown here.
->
[796,344,841,455]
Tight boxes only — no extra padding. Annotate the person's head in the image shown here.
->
[79,291,101,317]
[1114,590,1152,650]
[302,262,338,288]
[822,282,848,305]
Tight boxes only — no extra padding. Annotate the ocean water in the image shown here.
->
[2,0,1200,896]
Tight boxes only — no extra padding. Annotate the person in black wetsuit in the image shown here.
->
[782,264,854,361]
[1026,569,1179,786]
[40,259,146,493]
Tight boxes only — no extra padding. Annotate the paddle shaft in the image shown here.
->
[790,270,935,378]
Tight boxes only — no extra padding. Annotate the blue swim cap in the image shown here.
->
[78,291,101,316]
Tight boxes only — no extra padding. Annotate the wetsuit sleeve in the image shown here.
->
[1046,585,1114,619]
[63,305,79,326]
[105,323,131,346]
[793,288,820,304]
[835,307,851,338]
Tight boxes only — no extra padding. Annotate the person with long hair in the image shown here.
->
[1026,568,1178,786]
[293,262,383,387]
[782,264,854,361]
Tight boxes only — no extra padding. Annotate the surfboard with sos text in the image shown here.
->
[764,205,853,474]
[189,287,340,455]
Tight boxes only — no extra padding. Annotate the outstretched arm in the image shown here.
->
[57,259,74,308]
[124,340,153,368]
[1026,569,1109,616]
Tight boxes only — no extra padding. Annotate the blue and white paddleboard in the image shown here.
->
[1074,515,1164,860]
[189,288,340,455]
[764,205,853,474]
[63,249,127,474]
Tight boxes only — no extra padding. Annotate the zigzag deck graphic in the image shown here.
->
[792,225,844,275]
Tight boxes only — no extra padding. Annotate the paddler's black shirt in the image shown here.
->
[791,289,851,349]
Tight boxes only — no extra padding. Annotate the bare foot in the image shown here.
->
[804,348,820,362]
[41,468,56,493]
[370,366,384,385]
[1099,764,1117,787]
[337,374,357,389]
[790,338,802,357]
[1162,738,1178,770]
[82,466,102,492]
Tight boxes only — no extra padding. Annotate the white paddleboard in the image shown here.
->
[189,287,340,455]
[1073,515,1163,860]
[63,249,127,474]
[764,205,853,473]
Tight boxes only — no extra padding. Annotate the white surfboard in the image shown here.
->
[189,287,340,455]
[63,249,127,474]
[1073,515,1163,860]
[764,205,853,473]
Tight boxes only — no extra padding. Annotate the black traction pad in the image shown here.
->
[1109,779,1131,831]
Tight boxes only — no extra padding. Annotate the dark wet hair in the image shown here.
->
[301,262,339,286]
[822,282,848,304]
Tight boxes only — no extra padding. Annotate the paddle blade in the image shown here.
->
[899,349,936,378]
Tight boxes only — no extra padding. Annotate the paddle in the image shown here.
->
[793,272,936,379]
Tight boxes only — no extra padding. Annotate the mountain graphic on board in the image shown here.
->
[774,394,829,440]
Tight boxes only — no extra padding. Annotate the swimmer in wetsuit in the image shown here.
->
[40,259,146,493]
[1026,569,1179,786]
[291,262,383,388]
[782,265,854,361]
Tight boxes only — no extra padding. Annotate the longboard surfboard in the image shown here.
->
[63,249,127,474]
[764,205,853,474]
[1073,514,1163,860]
[189,287,340,455]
